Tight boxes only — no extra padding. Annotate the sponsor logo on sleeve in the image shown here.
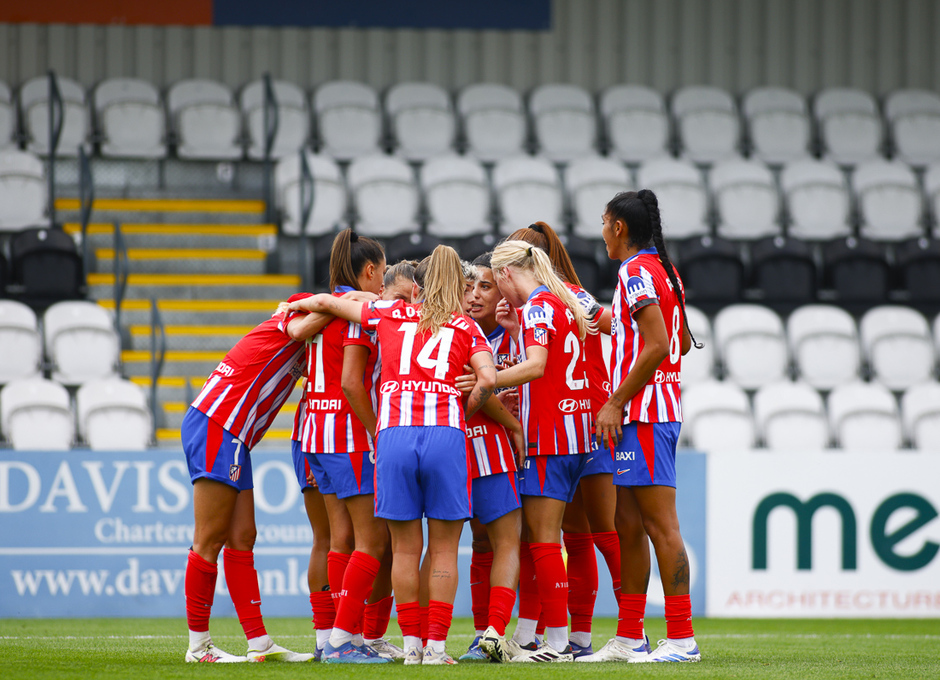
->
[625,275,657,308]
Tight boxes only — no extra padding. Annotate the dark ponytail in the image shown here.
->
[506,221,583,288]
[329,228,384,292]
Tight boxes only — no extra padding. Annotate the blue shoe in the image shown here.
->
[321,640,390,664]
[459,636,487,660]
[356,643,382,659]
[569,641,594,659]
[314,646,322,662]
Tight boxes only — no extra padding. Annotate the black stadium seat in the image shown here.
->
[749,236,817,310]
[383,232,444,266]
[676,236,745,312]
[822,237,890,310]
[8,226,85,310]
[894,237,940,309]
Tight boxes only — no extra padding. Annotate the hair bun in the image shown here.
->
[528,223,545,233]
[349,230,359,243]
[637,189,650,200]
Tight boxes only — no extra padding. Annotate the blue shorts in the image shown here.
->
[613,422,682,487]
[310,451,375,499]
[375,426,471,521]
[580,436,614,477]
[472,471,521,524]
[291,440,316,491]
[182,407,253,491]
[518,454,588,502]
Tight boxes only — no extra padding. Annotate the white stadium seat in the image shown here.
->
[884,89,940,167]
[43,301,120,386]
[0,149,46,231]
[600,85,669,163]
[241,78,309,160]
[19,75,89,157]
[420,154,491,238]
[636,157,709,239]
[787,304,861,390]
[275,152,347,236]
[814,87,883,166]
[94,78,166,159]
[529,83,597,162]
[742,86,811,165]
[671,85,740,164]
[76,378,151,450]
[0,81,15,150]
[852,159,923,242]
[713,304,788,389]
[901,382,940,451]
[680,305,714,387]
[492,155,563,235]
[828,381,902,451]
[753,381,829,450]
[167,79,241,160]
[564,155,633,239]
[925,163,940,237]
[0,376,73,450]
[859,306,934,391]
[314,81,383,160]
[780,158,851,241]
[710,157,780,240]
[457,83,527,162]
[347,154,419,237]
[681,380,755,451]
[386,82,456,161]
[0,300,42,384]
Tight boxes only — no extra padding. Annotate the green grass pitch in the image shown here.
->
[1,617,938,679]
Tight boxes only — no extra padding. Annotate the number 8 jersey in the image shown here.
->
[610,248,685,424]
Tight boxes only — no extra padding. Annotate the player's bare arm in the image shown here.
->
[493,344,548,389]
[341,344,379,437]
[480,393,525,467]
[465,352,497,419]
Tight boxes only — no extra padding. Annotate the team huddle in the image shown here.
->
[179,189,702,664]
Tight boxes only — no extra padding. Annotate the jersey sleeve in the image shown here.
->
[343,320,376,350]
[623,270,660,316]
[574,287,604,321]
[280,292,314,334]
[521,299,556,350]
[468,321,493,357]
[361,299,398,329]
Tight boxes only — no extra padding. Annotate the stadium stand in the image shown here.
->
[456,83,527,162]
[8,226,85,308]
[828,381,903,451]
[901,382,940,451]
[43,300,120,386]
[0,81,15,150]
[529,83,597,162]
[0,300,42,384]
[385,82,457,161]
[636,157,709,239]
[19,75,89,157]
[76,377,151,450]
[346,153,420,237]
[493,155,563,235]
[741,86,811,165]
[93,78,167,159]
[600,84,670,163]
[0,376,74,450]
[713,303,789,389]
[167,79,242,160]
[710,156,780,240]
[0,149,46,230]
[852,159,923,242]
[814,87,883,166]
[241,78,310,161]
[420,154,492,239]
[748,236,817,308]
[678,305,713,386]
[925,163,940,237]
[681,380,755,451]
[671,85,740,164]
[859,305,935,391]
[753,381,829,450]
[779,157,852,241]
[884,88,940,167]
[276,151,347,236]
[565,155,634,240]
[313,80,383,160]
[786,304,862,390]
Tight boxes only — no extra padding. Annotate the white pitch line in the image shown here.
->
[2,633,938,641]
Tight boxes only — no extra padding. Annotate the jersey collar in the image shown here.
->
[486,325,505,343]
[527,285,550,301]
[333,285,356,294]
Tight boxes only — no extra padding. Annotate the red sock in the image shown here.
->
[488,586,516,636]
[616,593,646,639]
[310,591,335,631]
[396,601,420,639]
[427,600,454,642]
[529,542,568,628]
[223,548,266,639]
[593,531,622,601]
[333,551,380,634]
[420,605,429,647]
[185,550,216,633]
[327,552,351,611]
[517,542,541,621]
[665,594,694,639]
[564,532,597,633]
[363,595,394,639]
[469,551,493,631]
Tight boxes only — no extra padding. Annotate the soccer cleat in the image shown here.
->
[459,636,488,660]
[364,637,406,659]
[423,646,458,665]
[403,646,423,665]
[575,636,651,663]
[185,643,248,663]
[479,626,515,663]
[642,638,701,663]
[247,641,315,662]
[357,642,383,659]
[510,642,574,663]
[321,640,391,664]
[569,641,593,659]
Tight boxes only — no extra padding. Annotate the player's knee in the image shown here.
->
[228,527,257,551]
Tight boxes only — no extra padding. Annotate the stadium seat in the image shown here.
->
[859,306,935,391]
[452,232,500,263]
[884,89,940,167]
[671,85,740,164]
[814,87,883,166]
[0,300,42,384]
[276,152,347,236]
[386,82,456,161]
[753,381,829,450]
[713,304,789,389]
[894,237,940,306]
[565,155,633,240]
[492,155,563,235]
[167,79,241,160]
[9,227,84,308]
[241,78,309,160]
[925,163,940,238]
[787,304,861,390]
[313,80,383,160]
[600,84,670,163]
[0,376,73,450]
[420,154,492,239]
[76,377,152,450]
[822,237,891,308]
[456,83,527,162]
[780,158,852,241]
[562,234,602,294]
[347,154,419,237]
[0,81,15,150]
[637,157,709,240]
[383,232,445,266]
[94,78,166,159]
[828,381,902,450]
[0,150,46,231]
[43,300,120,386]
[710,157,780,240]
[529,83,597,162]
[680,305,714,386]
[901,381,940,451]
[852,159,923,242]
[675,236,745,309]
[19,75,89,156]
[681,380,755,451]
[741,86,811,165]
[749,236,817,308]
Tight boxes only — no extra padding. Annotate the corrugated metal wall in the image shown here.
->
[1,0,938,95]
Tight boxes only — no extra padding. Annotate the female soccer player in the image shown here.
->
[578,189,700,664]
[382,259,418,302]
[288,245,497,666]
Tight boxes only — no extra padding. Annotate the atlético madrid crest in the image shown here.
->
[229,465,242,482]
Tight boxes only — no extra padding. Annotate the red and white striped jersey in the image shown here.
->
[566,282,612,417]
[518,287,594,456]
[361,300,490,433]
[191,296,306,450]
[610,249,685,424]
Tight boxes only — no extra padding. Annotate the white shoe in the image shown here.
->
[364,637,406,659]
[185,643,248,663]
[510,642,574,663]
[403,645,423,665]
[642,638,701,663]
[423,646,458,665]
[576,636,651,663]
[246,640,315,662]
[479,625,513,663]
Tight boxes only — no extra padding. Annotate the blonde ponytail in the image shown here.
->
[417,245,464,336]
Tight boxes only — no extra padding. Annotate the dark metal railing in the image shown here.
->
[298,149,315,291]
[149,297,166,444]
[112,221,129,336]
[47,70,64,226]
[262,73,279,224]
[78,145,94,278]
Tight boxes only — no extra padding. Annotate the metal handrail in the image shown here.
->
[47,70,64,226]
[262,73,279,224]
[149,297,166,445]
[78,145,94,278]
[298,150,315,291]
[112,222,129,336]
